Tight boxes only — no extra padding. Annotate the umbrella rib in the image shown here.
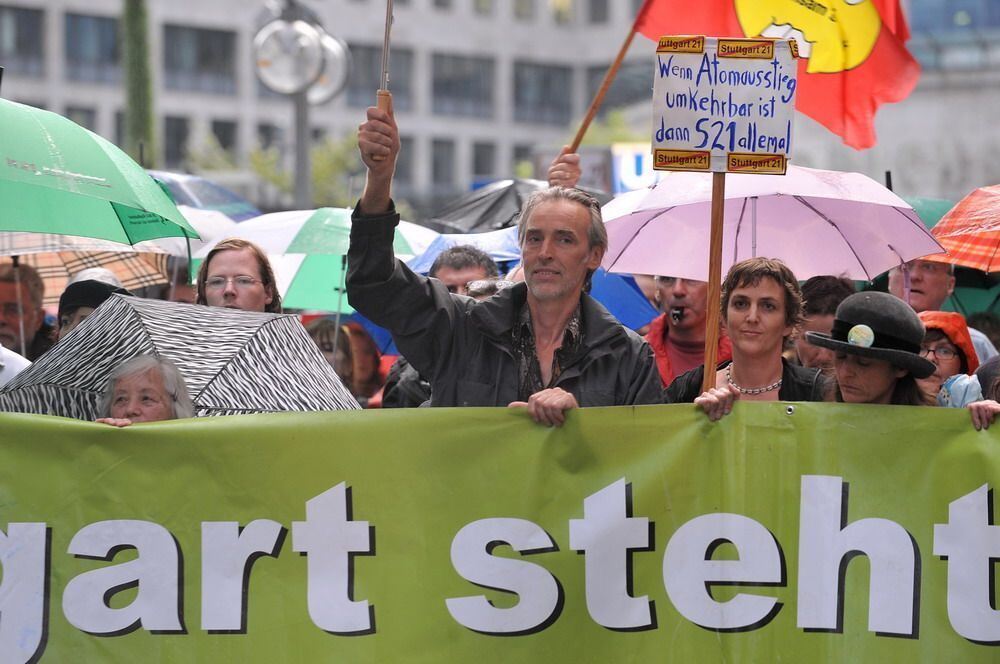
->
[605,205,678,270]
[792,195,872,281]
[732,198,748,265]
[987,236,1000,274]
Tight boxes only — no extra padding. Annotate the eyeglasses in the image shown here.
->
[901,260,952,275]
[919,346,959,361]
[204,276,264,291]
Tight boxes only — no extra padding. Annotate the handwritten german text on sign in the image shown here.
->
[652,36,798,175]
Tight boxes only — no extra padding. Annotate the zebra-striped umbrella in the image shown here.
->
[0,295,359,419]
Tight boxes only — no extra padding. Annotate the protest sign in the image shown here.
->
[652,36,798,174]
[0,403,997,662]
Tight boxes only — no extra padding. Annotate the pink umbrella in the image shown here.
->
[602,165,944,282]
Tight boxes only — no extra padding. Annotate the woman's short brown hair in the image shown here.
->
[196,238,282,313]
[720,257,803,329]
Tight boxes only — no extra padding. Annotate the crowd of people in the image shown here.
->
[1,102,1000,433]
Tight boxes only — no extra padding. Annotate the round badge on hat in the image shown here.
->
[847,324,875,348]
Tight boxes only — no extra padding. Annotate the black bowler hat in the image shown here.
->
[805,291,936,379]
[58,280,131,319]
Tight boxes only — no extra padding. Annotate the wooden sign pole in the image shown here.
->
[701,171,726,394]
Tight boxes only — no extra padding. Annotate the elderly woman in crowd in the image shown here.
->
[806,291,935,405]
[664,257,826,419]
[196,238,282,313]
[96,355,195,427]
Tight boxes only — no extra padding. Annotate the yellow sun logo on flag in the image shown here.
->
[734,0,882,73]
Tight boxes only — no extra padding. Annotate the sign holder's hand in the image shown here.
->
[547,145,582,189]
[509,388,579,427]
[694,384,739,421]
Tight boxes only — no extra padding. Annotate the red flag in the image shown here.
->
[634,0,920,150]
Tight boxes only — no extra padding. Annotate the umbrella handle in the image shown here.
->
[372,91,393,162]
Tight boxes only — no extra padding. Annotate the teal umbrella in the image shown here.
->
[902,196,955,231]
[0,99,198,244]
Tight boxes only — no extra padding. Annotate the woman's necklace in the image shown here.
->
[726,364,782,395]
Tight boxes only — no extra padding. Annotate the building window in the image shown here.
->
[65,106,96,132]
[114,110,125,147]
[431,139,455,192]
[0,6,44,77]
[164,116,190,169]
[212,119,238,156]
[472,142,496,178]
[345,44,414,111]
[474,0,493,15]
[588,0,609,23]
[257,122,284,151]
[513,0,535,20]
[513,62,572,125]
[397,135,415,189]
[64,14,121,84]
[432,54,494,118]
[585,60,650,116]
[552,0,573,24]
[434,0,452,8]
[512,144,533,172]
[514,0,535,20]
[163,25,237,94]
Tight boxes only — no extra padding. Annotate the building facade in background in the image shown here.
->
[0,0,647,211]
[0,0,996,209]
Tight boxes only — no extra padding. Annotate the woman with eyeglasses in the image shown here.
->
[196,238,282,313]
[915,311,979,404]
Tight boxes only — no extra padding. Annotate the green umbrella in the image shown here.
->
[0,99,198,244]
[902,196,955,231]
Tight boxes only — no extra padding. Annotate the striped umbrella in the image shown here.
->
[0,205,240,306]
[931,185,1000,273]
[2,253,169,307]
[0,295,359,418]
[194,207,439,312]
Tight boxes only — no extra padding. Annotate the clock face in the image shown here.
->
[307,34,352,106]
[253,20,324,95]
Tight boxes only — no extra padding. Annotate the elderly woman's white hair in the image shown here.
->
[98,355,195,419]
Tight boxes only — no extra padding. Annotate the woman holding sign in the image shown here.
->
[663,258,826,418]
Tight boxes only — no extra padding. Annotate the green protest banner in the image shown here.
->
[0,402,997,662]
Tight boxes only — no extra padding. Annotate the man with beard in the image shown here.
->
[347,105,660,425]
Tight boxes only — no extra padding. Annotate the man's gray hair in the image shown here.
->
[98,355,195,419]
[0,263,45,309]
[516,186,607,251]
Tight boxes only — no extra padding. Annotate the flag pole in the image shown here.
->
[701,171,726,394]
[568,1,651,152]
